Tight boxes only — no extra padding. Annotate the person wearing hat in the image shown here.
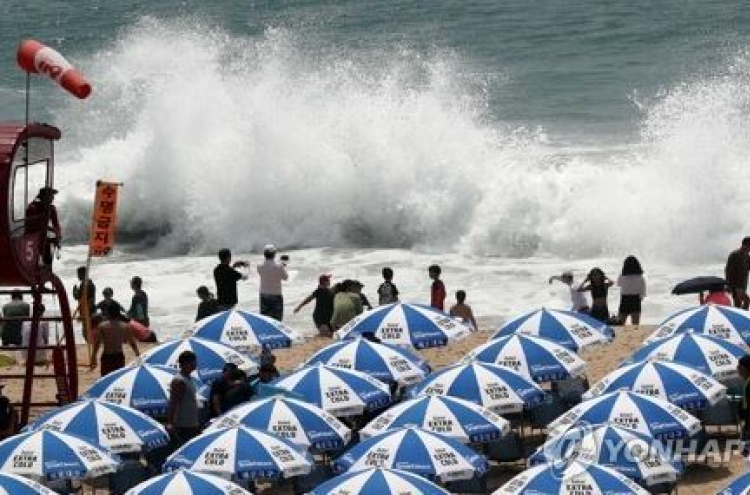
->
[24,186,61,267]
[549,270,590,314]
[294,274,335,337]
[195,285,220,322]
[256,244,288,321]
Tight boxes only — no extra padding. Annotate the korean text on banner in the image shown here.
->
[89,182,119,256]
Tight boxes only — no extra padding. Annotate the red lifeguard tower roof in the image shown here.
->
[0,123,61,168]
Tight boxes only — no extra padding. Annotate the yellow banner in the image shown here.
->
[89,181,120,256]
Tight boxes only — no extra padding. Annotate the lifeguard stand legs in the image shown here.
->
[0,275,78,427]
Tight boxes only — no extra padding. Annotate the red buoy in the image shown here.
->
[17,39,91,99]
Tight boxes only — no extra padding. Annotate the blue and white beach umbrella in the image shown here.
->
[24,399,168,454]
[273,364,392,417]
[302,337,430,386]
[124,470,252,495]
[309,467,451,495]
[493,462,650,495]
[0,473,56,495]
[645,305,750,347]
[717,471,750,495]
[583,360,726,409]
[335,303,473,349]
[82,363,206,416]
[528,424,681,486]
[623,332,746,381]
[0,430,119,480]
[192,309,303,351]
[206,396,351,451]
[407,361,546,414]
[164,425,312,480]
[547,390,702,440]
[360,395,510,444]
[491,308,613,351]
[333,426,489,482]
[462,334,587,382]
[140,337,259,382]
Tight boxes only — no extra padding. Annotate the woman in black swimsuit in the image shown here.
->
[578,268,613,323]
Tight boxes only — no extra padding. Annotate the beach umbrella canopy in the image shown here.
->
[462,334,587,382]
[82,363,206,416]
[528,424,681,486]
[164,425,312,480]
[272,364,392,417]
[24,399,168,454]
[583,360,726,409]
[0,430,119,480]
[491,308,612,351]
[206,396,351,451]
[360,395,510,444]
[0,473,56,495]
[301,337,430,386]
[333,426,488,482]
[547,390,702,440]
[406,361,545,414]
[717,471,750,495]
[622,332,746,382]
[671,276,726,295]
[124,470,252,495]
[140,337,259,382]
[335,303,473,349]
[645,305,750,347]
[493,461,650,495]
[191,309,303,351]
[309,467,450,495]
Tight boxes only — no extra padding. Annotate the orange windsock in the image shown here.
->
[17,39,92,99]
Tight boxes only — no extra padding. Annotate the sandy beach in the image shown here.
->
[0,319,744,494]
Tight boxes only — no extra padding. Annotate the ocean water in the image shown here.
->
[0,1,748,338]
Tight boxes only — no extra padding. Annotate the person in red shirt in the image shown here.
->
[429,264,446,311]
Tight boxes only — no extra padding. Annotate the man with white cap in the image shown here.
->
[257,244,288,321]
[549,270,590,313]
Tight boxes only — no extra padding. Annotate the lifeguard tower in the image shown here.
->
[0,123,77,427]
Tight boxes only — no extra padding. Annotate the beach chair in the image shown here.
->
[486,430,526,465]
[699,398,740,435]
[444,476,489,494]
[292,464,334,494]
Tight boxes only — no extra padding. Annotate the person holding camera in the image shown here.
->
[257,244,289,321]
[213,248,250,310]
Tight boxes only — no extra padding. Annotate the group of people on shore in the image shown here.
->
[197,246,479,337]
[549,255,648,325]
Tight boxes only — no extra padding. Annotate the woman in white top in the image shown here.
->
[617,256,646,326]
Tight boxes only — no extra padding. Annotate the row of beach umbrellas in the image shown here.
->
[0,302,749,493]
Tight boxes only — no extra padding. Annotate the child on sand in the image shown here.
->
[450,290,478,331]
[294,275,334,337]
[377,267,400,305]
[429,265,446,311]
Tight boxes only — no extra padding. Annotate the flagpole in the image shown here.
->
[79,181,100,367]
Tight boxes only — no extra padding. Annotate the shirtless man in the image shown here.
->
[449,290,479,331]
[90,304,140,376]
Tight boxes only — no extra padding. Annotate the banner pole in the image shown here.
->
[79,181,100,367]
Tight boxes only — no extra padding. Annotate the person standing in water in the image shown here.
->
[294,274,334,337]
[578,268,613,323]
[616,256,647,325]
[429,265,446,311]
[549,271,590,313]
[128,276,157,342]
[256,245,288,321]
[195,286,221,322]
[377,267,400,305]
[450,290,479,331]
[214,248,250,310]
